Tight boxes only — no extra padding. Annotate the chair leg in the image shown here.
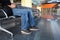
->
[0,26,13,40]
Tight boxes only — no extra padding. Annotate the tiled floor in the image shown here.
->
[0,18,60,40]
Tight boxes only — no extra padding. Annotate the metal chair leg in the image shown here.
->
[0,26,13,40]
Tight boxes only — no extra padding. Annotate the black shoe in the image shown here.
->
[29,27,39,31]
[21,30,31,35]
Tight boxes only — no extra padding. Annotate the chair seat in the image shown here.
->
[0,17,21,29]
[0,9,21,29]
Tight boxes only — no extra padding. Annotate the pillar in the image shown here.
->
[21,0,32,8]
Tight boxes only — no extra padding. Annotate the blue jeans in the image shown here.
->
[12,8,35,30]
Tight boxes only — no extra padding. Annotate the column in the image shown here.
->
[21,0,32,8]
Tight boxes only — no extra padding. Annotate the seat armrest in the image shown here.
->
[9,16,15,18]
[0,17,13,21]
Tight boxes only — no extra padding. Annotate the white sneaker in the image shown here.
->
[21,30,31,35]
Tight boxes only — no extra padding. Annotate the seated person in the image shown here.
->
[0,0,39,35]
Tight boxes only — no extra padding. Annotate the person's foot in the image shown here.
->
[29,27,39,31]
[21,30,31,35]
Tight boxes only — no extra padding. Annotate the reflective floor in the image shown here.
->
[0,18,60,40]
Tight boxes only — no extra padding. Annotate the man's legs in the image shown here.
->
[28,10,35,27]
[12,9,31,34]
[21,10,32,34]
[28,9,39,31]
[21,10,29,30]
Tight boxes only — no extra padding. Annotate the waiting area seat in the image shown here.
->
[0,9,21,40]
[0,9,21,29]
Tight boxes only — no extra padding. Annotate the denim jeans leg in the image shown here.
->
[12,9,29,30]
[21,10,29,30]
[28,10,35,27]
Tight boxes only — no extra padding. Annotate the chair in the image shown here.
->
[0,9,21,40]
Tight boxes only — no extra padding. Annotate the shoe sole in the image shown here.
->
[21,31,31,35]
[30,29,39,31]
